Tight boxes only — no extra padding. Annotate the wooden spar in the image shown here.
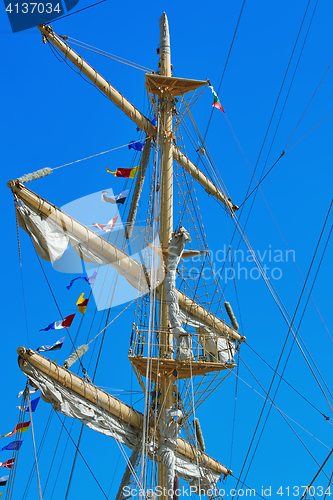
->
[17,347,230,477]
[159,11,174,358]
[177,290,245,342]
[37,24,156,137]
[37,24,238,213]
[125,137,152,240]
[8,181,243,341]
[8,181,148,288]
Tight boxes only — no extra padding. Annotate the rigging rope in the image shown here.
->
[28,392,43,500]
[240,0,319,226]
[52,138,148,170]
[239,354,330,479]
[45,0,106,23]
[15,201,30,347]
[299,446,333,500]
[245,342,331,421]
[234,198,333,492]
[285,55,333,150]
[54,412,109,499]
[67,37,153,72]
[201,0,247,142]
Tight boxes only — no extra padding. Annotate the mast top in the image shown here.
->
[159,13,170,54]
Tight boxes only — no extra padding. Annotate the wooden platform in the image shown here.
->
[129,355,235,379]
[145,75,207,96]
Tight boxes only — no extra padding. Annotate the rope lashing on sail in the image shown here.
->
[193,418,205,452]
[17,351,229,488]
[158,409,183,500]
[224,302,239,331]
[16,167,52,184]
[166,227,193,361]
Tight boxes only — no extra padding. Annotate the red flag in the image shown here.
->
[92,216,118,233]
[0,421,30,437]
[0,459,15,469]
[106,166,139,178]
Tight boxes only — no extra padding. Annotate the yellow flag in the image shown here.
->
[106,167,117,175]
[76,293,88,314]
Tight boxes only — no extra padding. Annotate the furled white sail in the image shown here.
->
[15,197,150,293]
[11,183,243,344]
[159,409,183,499]
[16,199,68,262]
[19,356,223,490]
[165,227,193,360]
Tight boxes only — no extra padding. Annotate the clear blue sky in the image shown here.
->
[1,0,333,498]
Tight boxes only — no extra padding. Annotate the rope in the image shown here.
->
[201,0,247,142]
[15,200,30,347]
[299,447,333,500]
[285,108,333,153]
[324,469,333,500]
[237,152,285,208]
[28,392,43,500]
[239,355,330,479]
[46,0,106,23]
[245,342,331,421]
[52,138,148,170]
[53,412,109,499]
[67,37,153,72]
[227,362,331,450]
[285,56,333,150]
[229,353,240,468]
[239,0,319,223]
[234,198,333,491]
[87,297,137,345]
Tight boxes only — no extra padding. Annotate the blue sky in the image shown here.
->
[1,0,333,498]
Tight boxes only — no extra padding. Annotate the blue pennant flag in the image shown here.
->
[37,337,65,353]
[17,397,40,413]
[0,475,9,486]
[66,272,97,290]
[1,441,22,452]
[128,140,145,152]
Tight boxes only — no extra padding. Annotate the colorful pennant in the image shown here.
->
[106,166,139,178]
[17,397,40,413]
[76,293,89,314]
[66,272,96,290]
[209,85,225,113]
[101,190,129,205]
[37,337,65,353]
[1,441,22,452]
[39,314,75,332]
[128,140,145,151]
[0,459,15,469]
[92,216,118,233]
[17,388,38,398]
[0,421,30,438]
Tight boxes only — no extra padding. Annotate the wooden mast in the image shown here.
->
[157,12,174,498]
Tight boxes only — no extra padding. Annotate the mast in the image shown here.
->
[157,12,174,497]
[9,16,244,498]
